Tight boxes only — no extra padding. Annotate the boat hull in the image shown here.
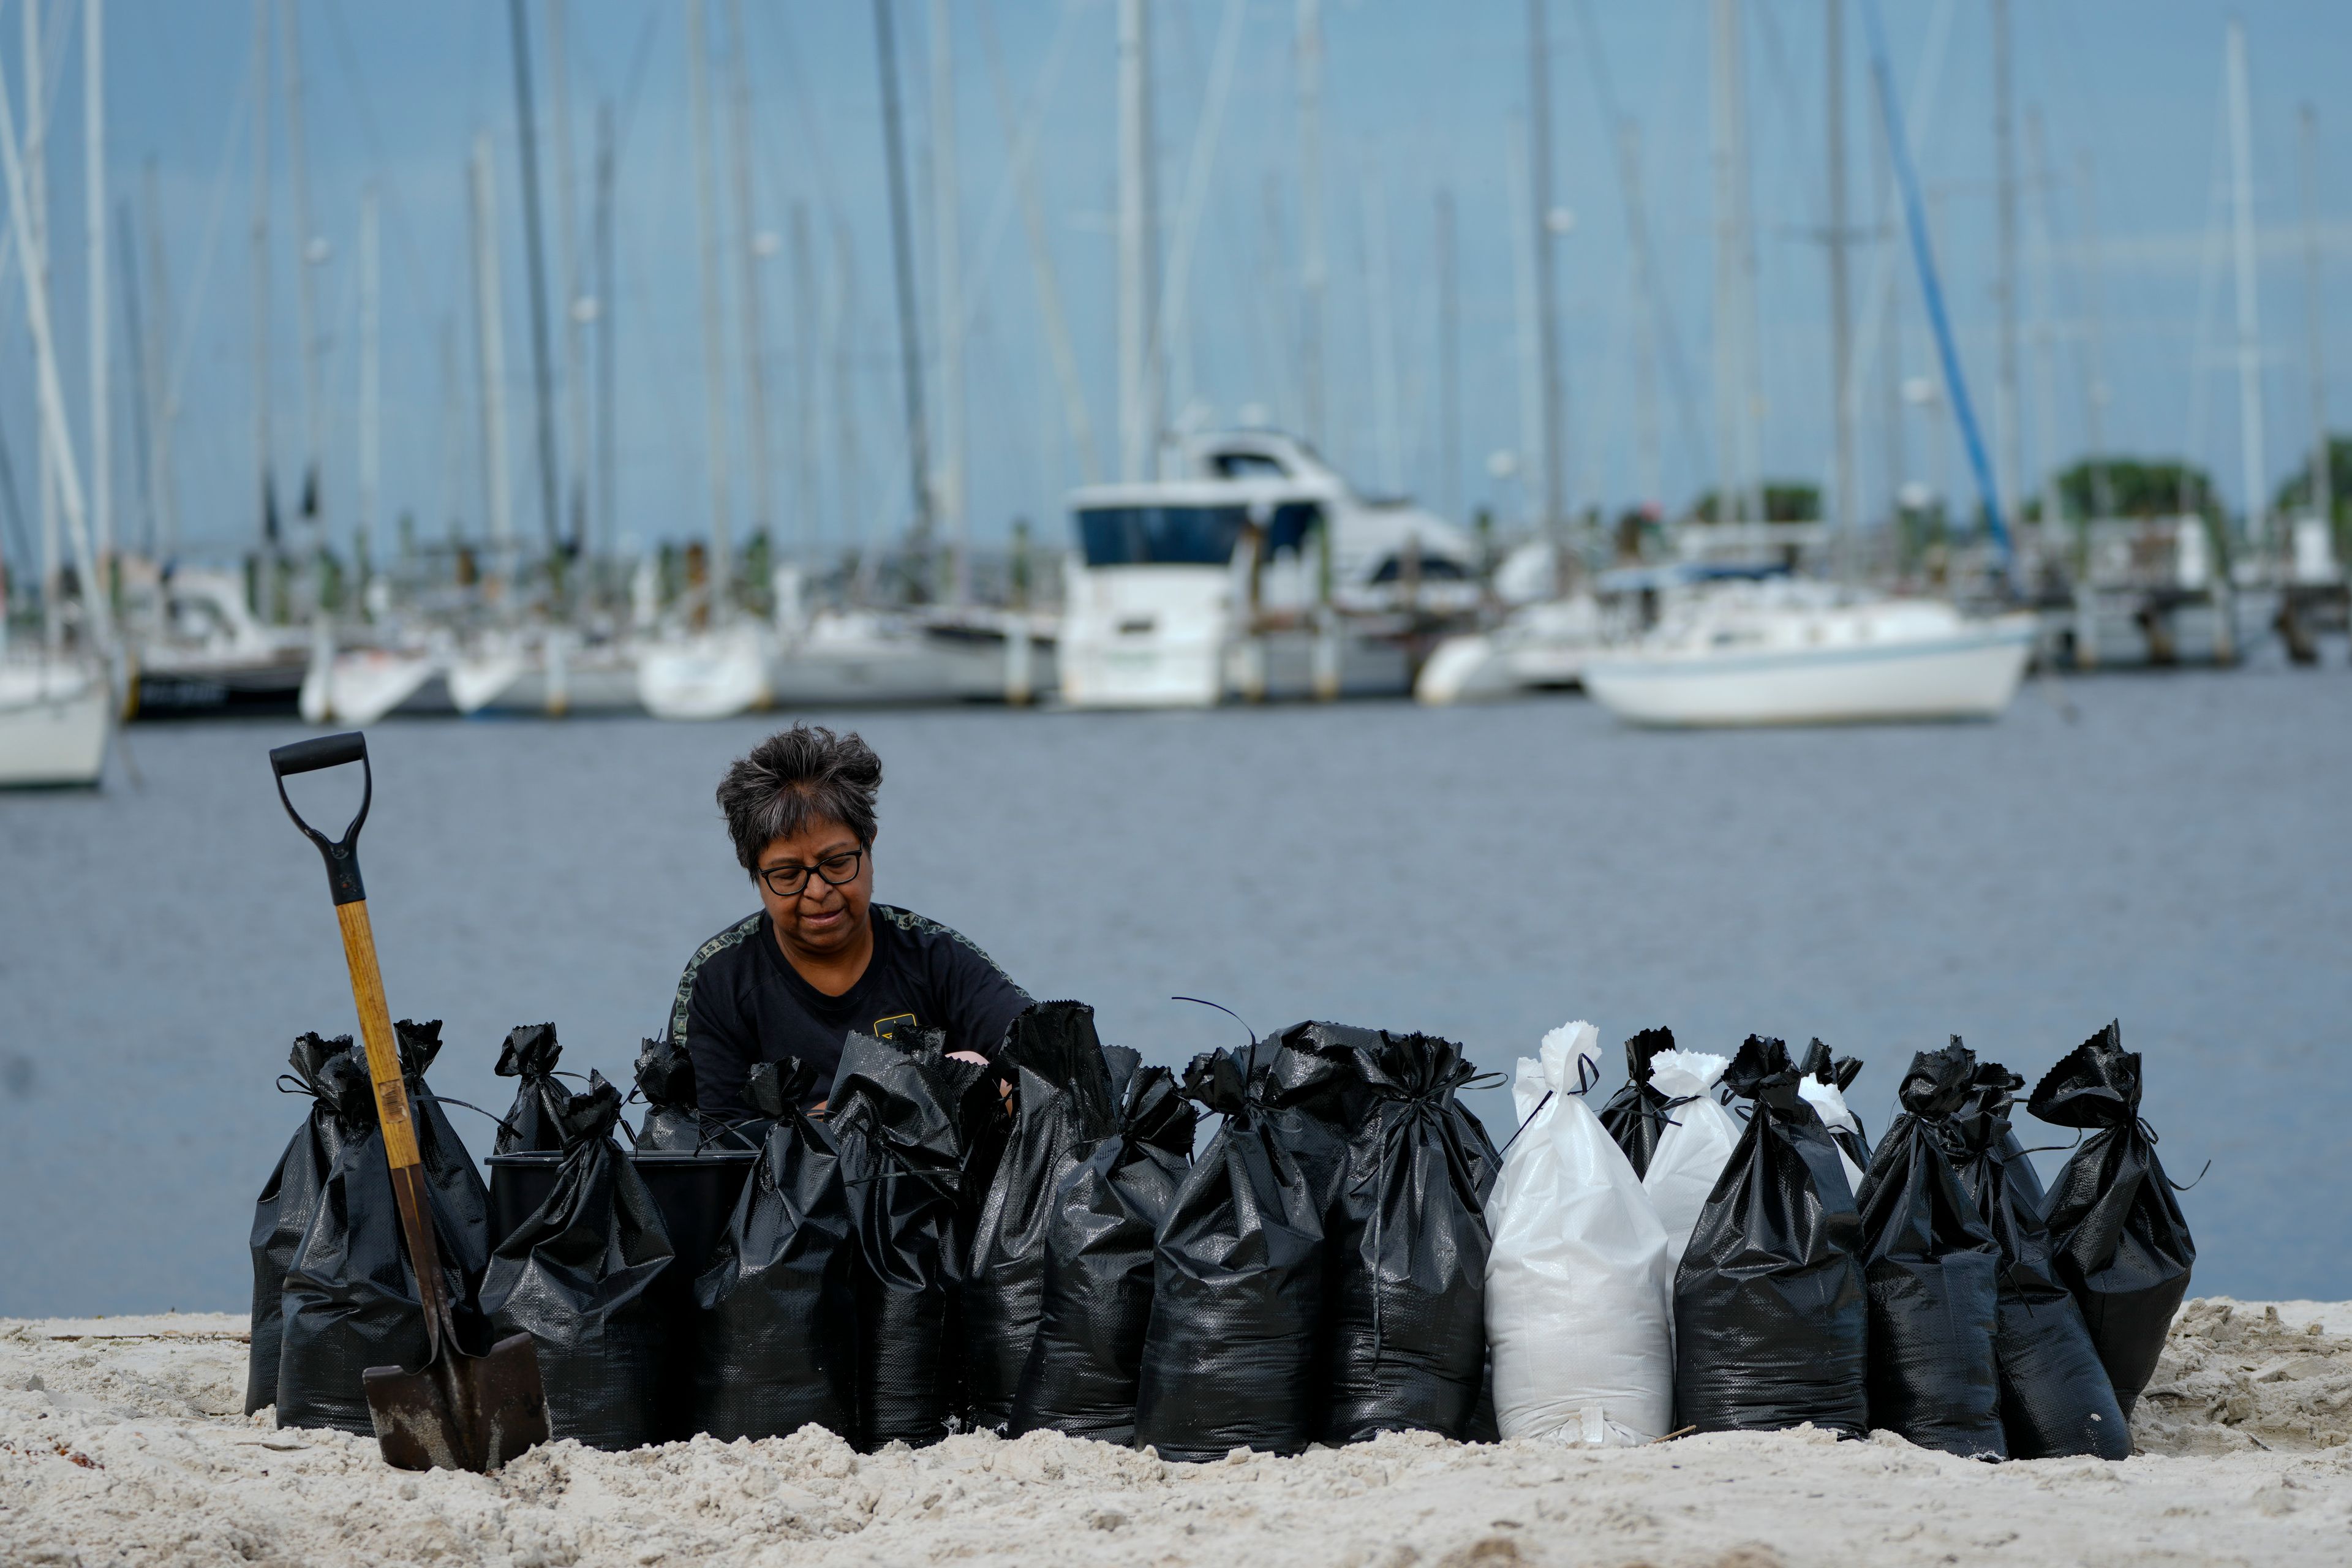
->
[1582,618,2035,727]
[0,662,110,787]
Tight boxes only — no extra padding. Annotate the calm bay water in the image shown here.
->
[3,668,2348,1314]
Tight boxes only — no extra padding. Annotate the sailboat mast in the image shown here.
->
[1364,170,1400,494]
[2226,17,2267,556]
[1709,0,1735,522]
[545,0,588,556]
[507,0,563,568]
[1296,0,1324,450]
[726,0,774,560]
[143,160,177,557]
[469,133,516,585]
[360,183,379,567]
[2077,151,2114,520]
[791,202,818,562]
[84,0,108,567]
[2299,104,2332,534]
[871,0,932,587]
[1526,0,1564,537]
[1436,184,1459,521]
[1991,0,2021,540]
[930,0,966,587]
[280,0,321,545]
[2026,108,2064,548]
[1116,0,1159,481]
[248,0,273,561]
[594,100,616,559]
[29,0,55,635]
[1825,0,1853,572]
[687,0,733,605]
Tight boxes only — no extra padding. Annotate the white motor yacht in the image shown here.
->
[0,654,110,786]
[125,567,309,718]
[1060,431,1479,709]
[1581,584,2036,726]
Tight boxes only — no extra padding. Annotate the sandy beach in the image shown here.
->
[2,1297,2346,1567]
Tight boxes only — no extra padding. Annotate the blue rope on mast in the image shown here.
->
[1861,0,2013,581]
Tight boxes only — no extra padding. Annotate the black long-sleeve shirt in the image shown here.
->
[669,903,1031,1115]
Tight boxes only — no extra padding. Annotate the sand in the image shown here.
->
[4,1298,2349,1567]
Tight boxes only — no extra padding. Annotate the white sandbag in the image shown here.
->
[1640,1048,1743,1266]
[1793,1072,1867,1196]
[1483,1020,1675,1446]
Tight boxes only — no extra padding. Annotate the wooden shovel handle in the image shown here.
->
[336,899,451,1357]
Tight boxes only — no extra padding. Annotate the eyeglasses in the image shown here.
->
[756,847,866,898]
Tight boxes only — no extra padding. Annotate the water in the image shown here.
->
[3,669,2347,1315]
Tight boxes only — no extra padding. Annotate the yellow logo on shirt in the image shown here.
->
[872,1012,918,1040]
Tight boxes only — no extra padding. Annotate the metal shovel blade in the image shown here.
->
[363,1329,550,1472]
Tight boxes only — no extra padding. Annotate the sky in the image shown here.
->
[4,0,2351,576]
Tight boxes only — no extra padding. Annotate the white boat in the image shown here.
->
[448,629,644,717]
[1581,589,2037,727]
[636,624,772,720]
[0,656,110,787]
[1060,431,1478,710]
[124,567,309,718]
[767,608,1053,707]
[1415,595,1604,704]
[299,635,447,726]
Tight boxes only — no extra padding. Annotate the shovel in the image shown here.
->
[270,730,549,1472]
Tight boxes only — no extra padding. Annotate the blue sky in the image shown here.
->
[7,0,2351,570]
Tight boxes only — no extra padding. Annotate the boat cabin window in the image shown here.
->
[1076,504,1248,567]
[1265,501,1322,557]
[1369,553,1469,582]
[1209,452,1289,480]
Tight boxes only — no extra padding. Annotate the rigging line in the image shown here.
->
[958,0,1080,347]
[753,2,850,241]
[1150,0,1248,409]
[318,0,434,319]
[608,0,664,171]
[1570,0,1711,486]
[1862,0,2010,571]
[1839,0,1956,475]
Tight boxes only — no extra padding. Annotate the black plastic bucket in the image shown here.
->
[629,1149,760,1283]
[486,1152,563,1251]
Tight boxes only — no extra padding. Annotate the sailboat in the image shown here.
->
[1,0,110,786]
[1581,581,2034,726]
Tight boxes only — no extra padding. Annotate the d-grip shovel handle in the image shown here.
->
[268,730,451,1362]
[270,731,372,905]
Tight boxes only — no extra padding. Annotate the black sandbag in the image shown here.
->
[962,1000,1120,1433]
[1801,1038,1873,1169]
[1010,1047,1196,1444]
[1946,1053,2132,1461]
[493,1022,568,1154]
[692,1059,857,1442]
[1256,1022,1377,1215]
[393,1019,492,1294]
[1672,1034,1869,1440]
[276,1049,472,1436]
[1855,1041,2005,1459]
[481,1071,675,1451]
[1134,1042,1327,1463]
[630,1034,753,1153]
[829,1028,970,1450]
[1316,1029,1501,1444]
[2028,1022,2196,1419]
[1597,1026,1681,1178]
[246,1032,355,1415]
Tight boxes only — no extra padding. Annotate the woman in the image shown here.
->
[669,723,1031,1115]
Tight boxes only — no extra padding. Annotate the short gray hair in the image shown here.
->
[717,725,883,872]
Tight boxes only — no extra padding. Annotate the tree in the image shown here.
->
[1683,481,1822,524]
[2271,435,2352,524]
[2054,457,2218,522]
